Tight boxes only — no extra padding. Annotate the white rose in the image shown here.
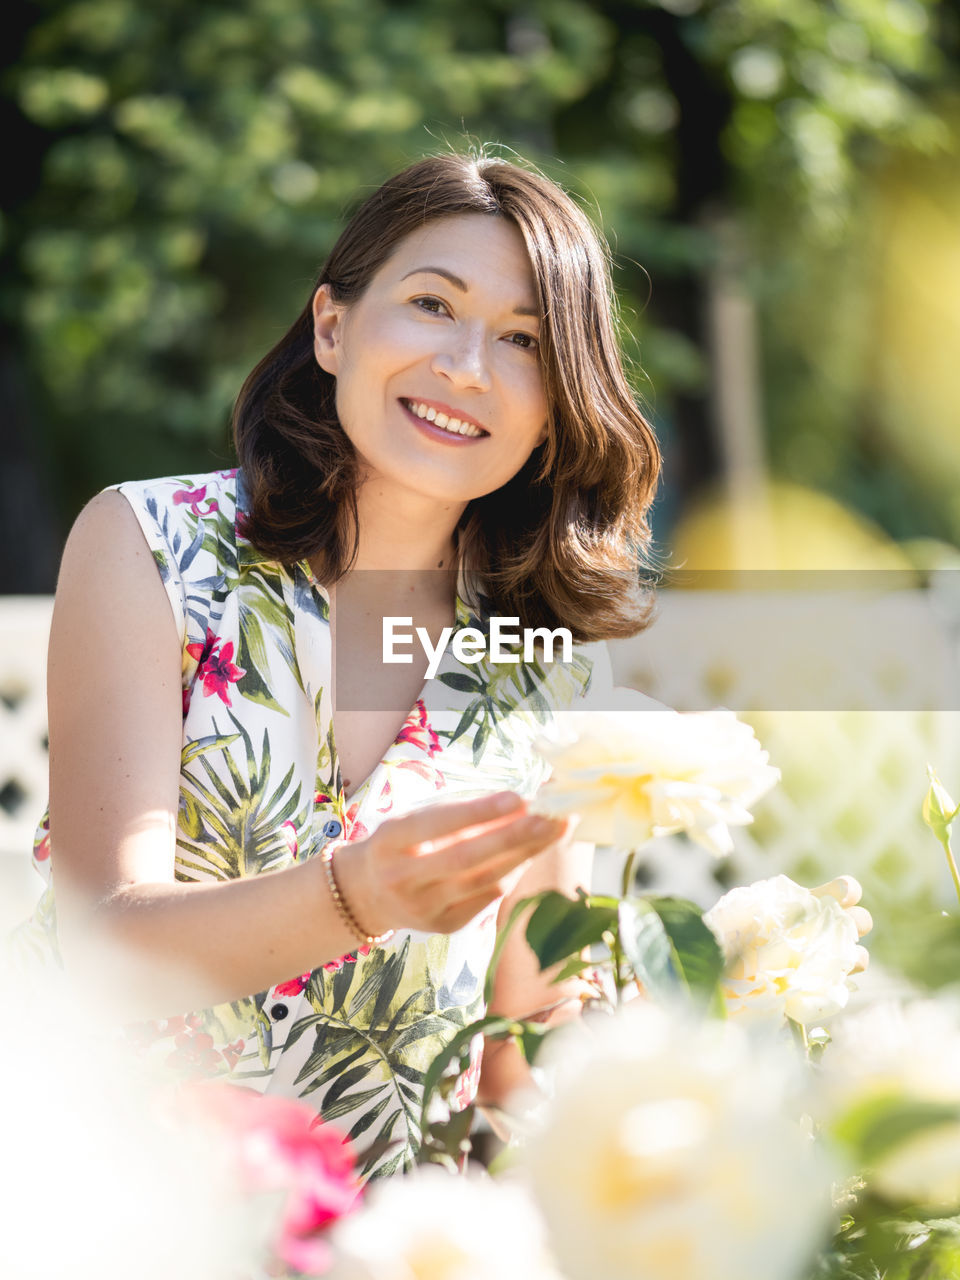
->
[535,698,780,855]
[704,875,862,1025]
[520,1002,834,1280]
[0,967,263,1280]
[818,998,960,1206]
[326,1167,562,1280]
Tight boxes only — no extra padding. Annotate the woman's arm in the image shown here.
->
[49,492,569,1021]
[475,836,593,1114]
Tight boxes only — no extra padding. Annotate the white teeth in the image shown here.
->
[405,399,483,437]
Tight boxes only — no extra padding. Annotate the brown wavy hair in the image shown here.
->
[232,151,661,641]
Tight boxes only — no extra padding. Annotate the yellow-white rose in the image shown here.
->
[520,1002,834,1280]
[818,998,960,1206]
[0,966,264,1280]
[704,875,862,1025]
[534,698,780,854]
[326,1167,562,1280]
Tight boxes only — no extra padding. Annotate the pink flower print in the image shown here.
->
[33,817,51,863]
[172,484,219,516]
[185,628,245,707]
[275,972,311,998]
[344,801,368,842]
[181,686,192,718]
[322,945,371,974]
[396,699,441,757]
[314,791,331,807]
[377,777,394,814]
[281,820,299,859]
[452,1036,484,1111]
[221,1038,246,1071]
[166,1020,222,1073]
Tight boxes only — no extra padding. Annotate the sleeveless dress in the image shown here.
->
[14,469,609,1180]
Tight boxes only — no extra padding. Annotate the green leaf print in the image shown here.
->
[233,564,305,714]
[287,934,484,1180]
[176,713,306,879]
[438,672,485,695]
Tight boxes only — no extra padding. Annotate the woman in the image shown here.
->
[20,152,656,1177]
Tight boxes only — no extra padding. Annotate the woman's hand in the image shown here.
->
[336,793,574,938]
[811,874,873,973]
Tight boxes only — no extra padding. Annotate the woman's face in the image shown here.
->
[312,213,548,507]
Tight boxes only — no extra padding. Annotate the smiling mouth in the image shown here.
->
[400,398,488,438]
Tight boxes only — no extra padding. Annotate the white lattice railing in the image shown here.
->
[0,597,55,928]
[2,587,958,939]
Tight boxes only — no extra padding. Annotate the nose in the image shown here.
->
[430,323,491,393]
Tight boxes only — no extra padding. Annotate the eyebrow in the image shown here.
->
[400,266,540,318]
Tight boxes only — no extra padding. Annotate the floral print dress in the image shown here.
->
[16,469,608,1180]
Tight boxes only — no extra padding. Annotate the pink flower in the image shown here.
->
[181,1083,361,1274]
[172,484,219,516]
[396,699,441,757]
[275,972,311,998]
[185,628,245,707]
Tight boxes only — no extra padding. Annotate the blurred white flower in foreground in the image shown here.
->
[704,875,862,1025]
[520,1001,834,1280]
[819,998,960,1206]
[534,698,780,854]
[326,1165,562,1280]
[0,964,268,1280]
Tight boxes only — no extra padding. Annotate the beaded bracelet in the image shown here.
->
[321,845,395,949]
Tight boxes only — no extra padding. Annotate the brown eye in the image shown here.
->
[507,331,538,351]
[413,296,448,315]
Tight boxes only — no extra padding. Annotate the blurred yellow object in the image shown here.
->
[872,156,960,494]
[670,481,911,571]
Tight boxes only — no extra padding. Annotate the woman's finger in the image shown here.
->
[453,814,579,892]
[850,943,871,975]
[421,812,568,887]
[387,790,527,850]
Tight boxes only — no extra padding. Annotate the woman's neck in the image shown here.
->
[347,479,465,574]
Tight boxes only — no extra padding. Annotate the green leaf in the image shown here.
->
[483,892,547,1004]
[617,898,677,997]
[419,1014,523,1138]
[525,891,618,970]
[617,896,724,1004]
[832,1094,960,1166]
[550,955,595,984]
[651,897,725,999]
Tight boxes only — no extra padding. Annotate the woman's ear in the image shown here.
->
[312,283,344,375]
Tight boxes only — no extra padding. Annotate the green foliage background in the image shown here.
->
[2,0,958,587]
